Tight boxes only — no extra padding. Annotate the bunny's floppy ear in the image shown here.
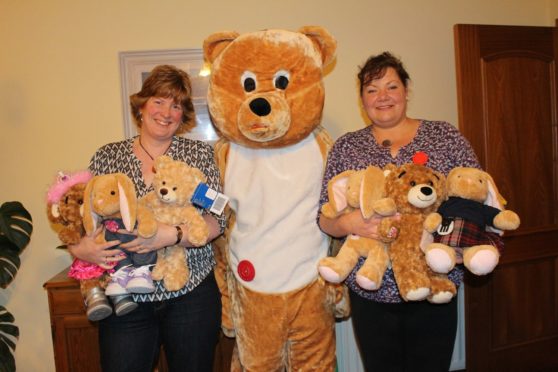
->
[115,173,137,232]
[321,170,356,218]
[484,171,506,210]
[360,166,388,219]
[82,176,100,235]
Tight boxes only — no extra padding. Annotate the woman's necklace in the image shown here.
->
[138,137,171,160]
[138,137,171,171]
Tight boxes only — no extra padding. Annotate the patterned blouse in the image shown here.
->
[319,120,481,303]
[89,135,225,302]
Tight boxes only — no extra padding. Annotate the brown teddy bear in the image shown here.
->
[83,173,158,316]
[379,161,457,304]
[46,170,113,321]
[422,167,520,276]
[318,166,397,290]
[204,26,345,371]
[140,155,209,291]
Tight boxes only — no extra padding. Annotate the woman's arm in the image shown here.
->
[121,212,223,255]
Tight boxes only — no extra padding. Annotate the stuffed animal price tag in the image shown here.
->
[191,183,229,215]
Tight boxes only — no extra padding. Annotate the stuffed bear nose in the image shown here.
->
[160,188,168,196]
[421,186,433,196]
[249,98,271,117]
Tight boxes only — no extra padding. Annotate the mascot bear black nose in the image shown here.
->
[249,97,271,116]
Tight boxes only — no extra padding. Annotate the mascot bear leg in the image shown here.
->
[230,278,336,371]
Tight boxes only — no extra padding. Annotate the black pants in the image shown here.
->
[350,291,457,372]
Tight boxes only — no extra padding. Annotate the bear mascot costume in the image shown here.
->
[203,26,347,371]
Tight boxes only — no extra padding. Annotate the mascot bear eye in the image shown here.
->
[273,70,290,90]
[241,71,257,92]
[111,191,116,195]
[78,199,83,205]
[173,187,177,191]
[410,181,416,187]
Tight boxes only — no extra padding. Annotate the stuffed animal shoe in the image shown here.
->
[423,167,520,276]
[140,155,209,291]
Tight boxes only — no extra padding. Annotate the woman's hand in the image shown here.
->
[319,209,400,239]
[68,227,124,270]
[119,222,176,254]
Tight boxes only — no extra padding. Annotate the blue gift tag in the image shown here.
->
[191,183,229,215]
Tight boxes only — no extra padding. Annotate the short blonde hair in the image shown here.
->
[130,65,195,134]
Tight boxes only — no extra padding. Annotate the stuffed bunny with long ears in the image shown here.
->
[83,173,157,316]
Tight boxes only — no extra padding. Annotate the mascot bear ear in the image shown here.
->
[298,26,337,66]
[203,31,240,63]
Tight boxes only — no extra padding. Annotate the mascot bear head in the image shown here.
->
[203,26,336,148]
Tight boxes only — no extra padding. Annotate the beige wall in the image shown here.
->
[0,0,553,370]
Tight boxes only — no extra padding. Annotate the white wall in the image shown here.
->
[0,1,554,370]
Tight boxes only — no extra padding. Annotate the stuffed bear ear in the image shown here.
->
[189,166,207,186]
[433,169,447,202]
[298,26,337,66]
[203,31,240,64]
[47,203,61,222]
[154,155,173,172]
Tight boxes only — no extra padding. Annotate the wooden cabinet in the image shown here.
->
[44,268,105,372]
[44,268,233,372]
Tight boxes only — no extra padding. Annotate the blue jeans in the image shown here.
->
[99,272,221,372]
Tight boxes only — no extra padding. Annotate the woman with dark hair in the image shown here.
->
[319,52,482,372]
[70,65,224,371]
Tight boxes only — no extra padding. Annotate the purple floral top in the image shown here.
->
[319,120,481,303]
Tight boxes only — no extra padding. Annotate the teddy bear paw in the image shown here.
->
[426,248,455,274]
[404,287,430,301]
[189,227,209,246]
[318,266,343,283]
[467,250,499,275]
[428,291,454,304]
[356,275,379,290]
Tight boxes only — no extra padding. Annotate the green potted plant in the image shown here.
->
[0,201,33,372]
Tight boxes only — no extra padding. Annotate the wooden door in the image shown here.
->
[454,24,558,372]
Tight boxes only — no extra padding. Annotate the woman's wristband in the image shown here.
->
[175,225,183,245]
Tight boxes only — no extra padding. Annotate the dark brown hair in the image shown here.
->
[357,52,410,93]
[130,65,195,134]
